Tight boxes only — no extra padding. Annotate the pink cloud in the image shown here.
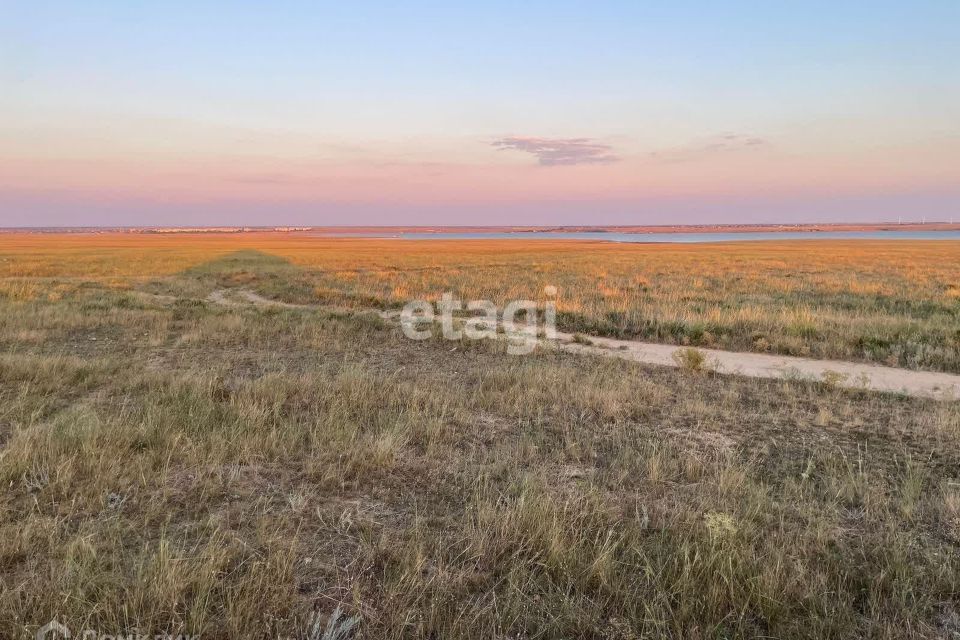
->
[492,136,620,166]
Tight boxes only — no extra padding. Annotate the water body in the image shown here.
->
[318,230,960,243]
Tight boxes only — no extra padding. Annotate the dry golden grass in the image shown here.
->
[0,236,959,638]
[2,233,955,371]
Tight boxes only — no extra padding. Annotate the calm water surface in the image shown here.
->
[317,230,960,243]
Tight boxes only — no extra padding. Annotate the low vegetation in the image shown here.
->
[672,346,709,372]
[0,236,958,638]
[2,234,957,371]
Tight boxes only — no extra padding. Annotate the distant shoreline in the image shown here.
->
[2,222,959,235]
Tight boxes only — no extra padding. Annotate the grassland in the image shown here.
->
[3,233,956,372]
[0,234,959,639]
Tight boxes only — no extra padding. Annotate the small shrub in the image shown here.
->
[821,370,849,388]
[673,347,708,372]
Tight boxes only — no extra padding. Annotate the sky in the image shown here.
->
[2,1,959,227]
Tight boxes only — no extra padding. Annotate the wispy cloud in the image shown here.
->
[649,133,770,163]
[492,136,620,166]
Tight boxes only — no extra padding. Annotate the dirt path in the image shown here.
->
[208,289,399,319]
[555,332,960,400]
[204,289,960,400]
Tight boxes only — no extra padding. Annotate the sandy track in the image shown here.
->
[203,289,960,400]
[208,289,399,319]
[556,332,960,400]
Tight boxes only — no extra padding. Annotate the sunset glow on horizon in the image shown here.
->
[2,1,959,227]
